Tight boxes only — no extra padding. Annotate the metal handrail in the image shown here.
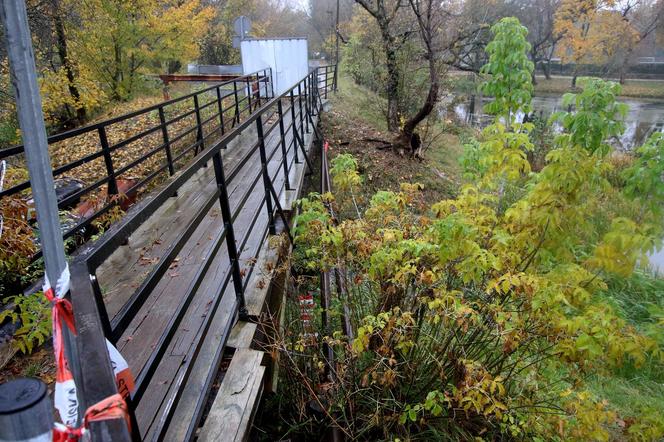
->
[67,65,336,441]
[1,68,272,262]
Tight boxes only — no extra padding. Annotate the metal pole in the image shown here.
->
[211,152,247,319]
[290,90,300,164]
[0,378,52,442]
[277,100,290,191]
[335,0,340,91]
[233,81,240,126]
[158,107,175,175]
[0,0,82,425]
[256,118,276,235]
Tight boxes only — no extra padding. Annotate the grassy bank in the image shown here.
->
[321,74,467,203]
[449,70,664,99]
[534,75,664,99]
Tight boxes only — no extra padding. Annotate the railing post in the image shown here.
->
[255,73,261,108]
[277,100,290,191]
[211,150,247,317]
[297,83,305,135]
[310,72,317,115]
[216,86,225,138]
[256,117,276,236]
[158,107,175,176]
[193,94,204,156]
[233,81,240,126]
[269,68,275,98]
[333,64,338,91]
[98,126,119,196]
[324,67,329,99]
[246,77,253,113]
[290,90,300,164]
[303,78,310,133]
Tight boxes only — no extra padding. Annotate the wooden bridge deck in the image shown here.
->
[93,100,317,440]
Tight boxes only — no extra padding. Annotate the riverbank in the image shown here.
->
[449,71,664,99]
[534,75,664,99]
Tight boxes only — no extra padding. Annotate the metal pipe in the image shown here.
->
[0,0,83,424]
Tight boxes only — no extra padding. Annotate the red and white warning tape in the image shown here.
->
[299,293,317,342]
[43,264,135,440]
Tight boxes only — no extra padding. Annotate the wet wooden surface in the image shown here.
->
[92,97,319,439]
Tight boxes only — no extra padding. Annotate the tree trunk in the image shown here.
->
[530,48,538,85]
[401,56,439,155]
[51,0,86,124]
[544,60,551,80]
[379,23,400,132]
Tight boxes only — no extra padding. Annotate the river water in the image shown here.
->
[449,94,664,151]
[448,94,664,273]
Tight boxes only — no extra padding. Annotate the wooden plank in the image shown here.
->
[161,287,237,442]
[226,321,257,349]
[244,240,281,318]
[77,96,316,439]
[198,348,265,442]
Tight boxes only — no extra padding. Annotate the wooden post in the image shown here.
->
[0,378,52,441]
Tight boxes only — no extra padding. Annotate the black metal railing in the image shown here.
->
[317,64,337,99]
[67,64,336,441]
[0,68,273,261]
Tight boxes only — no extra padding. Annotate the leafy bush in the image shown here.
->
[272,17,664,441]
[0,293,51,354]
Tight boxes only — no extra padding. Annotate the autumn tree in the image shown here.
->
[353,0,499,151]
[555,0,637,87]
[70,0,214,100]
[614,0,664,83]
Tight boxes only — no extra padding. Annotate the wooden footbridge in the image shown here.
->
[10,65,336,441]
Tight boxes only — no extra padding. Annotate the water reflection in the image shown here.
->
[649,247,664,275]
[449,94,664,150]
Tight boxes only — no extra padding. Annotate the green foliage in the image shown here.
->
[330,154,362,192]
[622,132,664,218]
[277,21,664,440]
[551,78,629,156]
[480,17,534,125]
[0,293,51,355]
[459,135,486,180]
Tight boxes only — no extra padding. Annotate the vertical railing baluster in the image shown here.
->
[158,107,175,176]
[211,150,247,318]
[290,90,300,164]
[216,86,225,139]
[277,100,290,191]
[269,68,275,98]
[233,81,240,126]
[98,126,119,196]
[89,271,113,340]
[246,77,252,113]
[333,64,338,91]
[193,94,204,156]
[256,117,276,235]
[303,77,310,133]
[255,73,261,108]
[310,72,316,115]
[325,67,329,99]
[297,83,305,135]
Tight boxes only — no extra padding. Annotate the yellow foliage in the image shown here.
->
[555,0,639,65]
